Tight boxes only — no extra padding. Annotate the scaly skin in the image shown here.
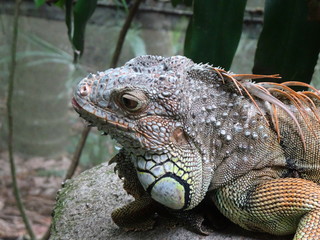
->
[72,55,320,239]
[111,149,212,234]
[109,150,158,231]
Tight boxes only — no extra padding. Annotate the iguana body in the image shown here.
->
[72,55,320,239]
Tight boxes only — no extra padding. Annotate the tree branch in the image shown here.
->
[65,126,91,180]
[7,0,36,239]
[110,0,143,68]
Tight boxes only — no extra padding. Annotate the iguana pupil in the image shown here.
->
[121,94,139,110]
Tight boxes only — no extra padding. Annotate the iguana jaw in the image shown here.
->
[72,96,131,132]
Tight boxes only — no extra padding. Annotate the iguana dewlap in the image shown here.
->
[72,55,320,239]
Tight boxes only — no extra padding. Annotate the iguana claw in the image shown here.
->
[168,209,210,235]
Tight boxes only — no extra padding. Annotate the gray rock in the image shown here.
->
[50,162,290,240]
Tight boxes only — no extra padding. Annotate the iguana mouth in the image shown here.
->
[71,97,82,111]
[71,96,131,132]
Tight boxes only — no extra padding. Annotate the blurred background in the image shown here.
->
[0,0,319,238]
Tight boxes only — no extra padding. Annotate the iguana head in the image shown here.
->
[72,55,214,210]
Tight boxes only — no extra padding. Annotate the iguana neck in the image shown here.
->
[183,82,285,189]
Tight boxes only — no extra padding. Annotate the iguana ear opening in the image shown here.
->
[170,127,189,146]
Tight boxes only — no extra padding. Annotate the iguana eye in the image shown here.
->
[120,93,143,112]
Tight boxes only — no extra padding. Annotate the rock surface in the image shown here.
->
[50,162,290,240]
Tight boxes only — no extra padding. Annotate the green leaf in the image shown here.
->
[72,0,98,58]
[0,52,71,64]
[253,0,320,88]
[34,0,46,7]
[120,0,129,13]
[54,0,66,8]
[22,33,72,58]
[184,0,247,69]
[25,58,73,67]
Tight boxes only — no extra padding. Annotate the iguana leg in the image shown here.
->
[109,151,159,231]
[212,169,320,239]
[169,208,210,235]
[111,196,158,231]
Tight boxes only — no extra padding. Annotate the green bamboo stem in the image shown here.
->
[7,0,36,239]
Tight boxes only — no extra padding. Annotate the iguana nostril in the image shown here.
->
[80,85,90,96]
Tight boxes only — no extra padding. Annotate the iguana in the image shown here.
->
[72,55,320,239]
